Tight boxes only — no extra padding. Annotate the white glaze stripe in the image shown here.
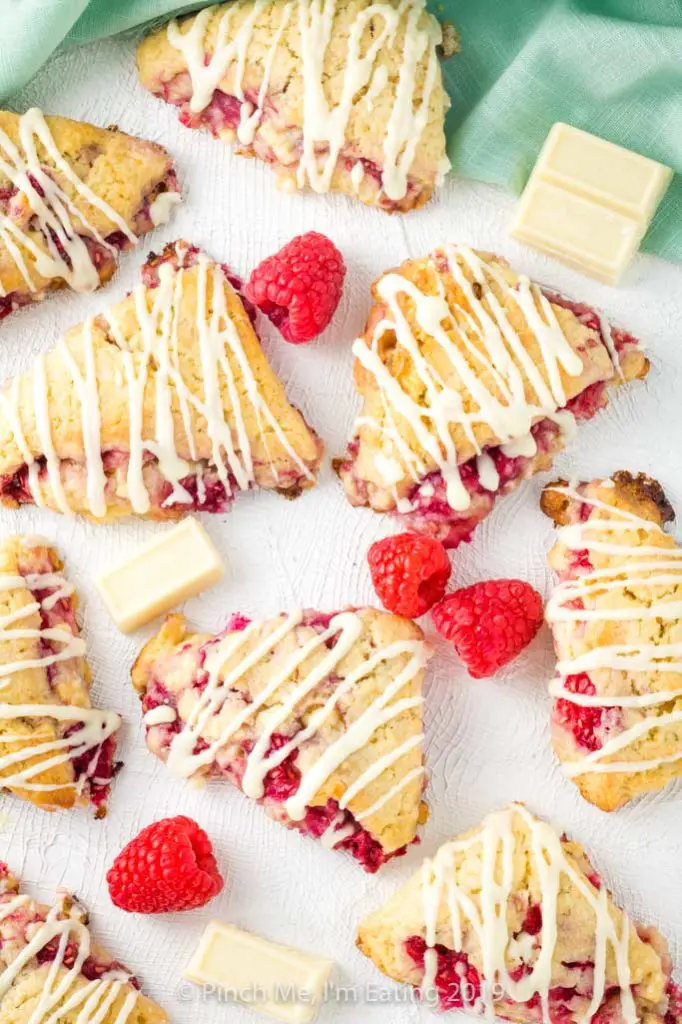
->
[166,0,448,201]
[159,610,426,826]
[0,108,139,297]
[546,483,682,777]
[419,804,637,1024]
[352,246,592,513]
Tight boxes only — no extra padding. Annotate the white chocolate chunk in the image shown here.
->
[513,179,642,284]
[96,518,224,633]
[539,122,672,219]
[512,122,672,284]
[143,705,178,726]
[148,190,182,226]
[185,920,334,1024]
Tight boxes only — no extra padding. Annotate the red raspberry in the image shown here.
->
[106,816,223,913]
[405,936,482,1010]
[432,579,544,678]
[368,533,451,618]
[554,673,605,751]
[244,231,345,343]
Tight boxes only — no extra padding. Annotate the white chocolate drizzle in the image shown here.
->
[148,190,182,226]
[2,249,315,517]
[160,610,427,824]
[0,108,139,297]
[0,558,120,795]
[166,0,448,201]
[143,704,178,727]
[419,803,637,1024]
[352,246,591,512]
[546,483,682,778]
[0,890,139,1021]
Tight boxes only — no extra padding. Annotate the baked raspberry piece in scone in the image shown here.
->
[136,0,450,212]
[132,608,430,872]
[335,245,648,548]
[0,108,180,322]
[0,536,120,815]
[0,241,323,522]
[357,803,681,1024]
[542,471,682,812]
[0,864,167,1021]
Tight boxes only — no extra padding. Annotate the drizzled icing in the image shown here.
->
[0,551,120,797]
[546,483,682,778]
[166,0,448,201]
[160,610,427,828]
[1,249,315,517]
[0,108,139,297]
[0,889,139,1022]
[419,804,637,1024]
[352,246,588,512]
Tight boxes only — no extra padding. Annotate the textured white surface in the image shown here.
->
[2,26,681,1024]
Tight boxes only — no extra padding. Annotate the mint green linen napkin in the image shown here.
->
[3,0,681,260]
[438,0,682,261]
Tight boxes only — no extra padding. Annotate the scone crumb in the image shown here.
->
[438,22,460,59]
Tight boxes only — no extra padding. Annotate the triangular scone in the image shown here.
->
[0,536,120,814]
[357,803,681,1024]
[541,471,682,812]
[132,608,430,872]
[0,864,167,1022]
[137,0,450,212]
[0,108,180,321]
[335,245,648,548]
[0,242,323,522]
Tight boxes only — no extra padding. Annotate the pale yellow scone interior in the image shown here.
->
[542,470,682,811]
[511,123,673,284]
[357,803,680,1024]
[96,518,225,633]
[0,535,120,814]
[0,109,178,313]
[185,919,333,1024]
[0,242,323,523]
[137,0,451,211]
[131,607,430,869]
[0,865,167,1022]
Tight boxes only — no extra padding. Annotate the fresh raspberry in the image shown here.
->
[432,579,544,678]
[106,816,223,913]
[244,231,345,343]
[368,533,451,618]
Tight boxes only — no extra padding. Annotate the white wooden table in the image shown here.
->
[3,25,681,1024]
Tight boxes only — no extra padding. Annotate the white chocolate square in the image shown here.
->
[185,920,334,1024]
[539,123,672,219]
[512,178,643,284]
[511,122,672,284]
[96,518,224,633]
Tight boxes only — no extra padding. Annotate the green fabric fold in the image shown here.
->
[3,0,681,260]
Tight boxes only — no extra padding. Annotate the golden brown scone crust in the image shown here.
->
[341,248,648,509]
[0,245,323,522]
[543,472,682,811]
[0,866,167,1022]
[0,537,92,811]
[137,0,449,208]
[133,608,428,853]
[357,804,677,1023]
[0,111,175,300]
